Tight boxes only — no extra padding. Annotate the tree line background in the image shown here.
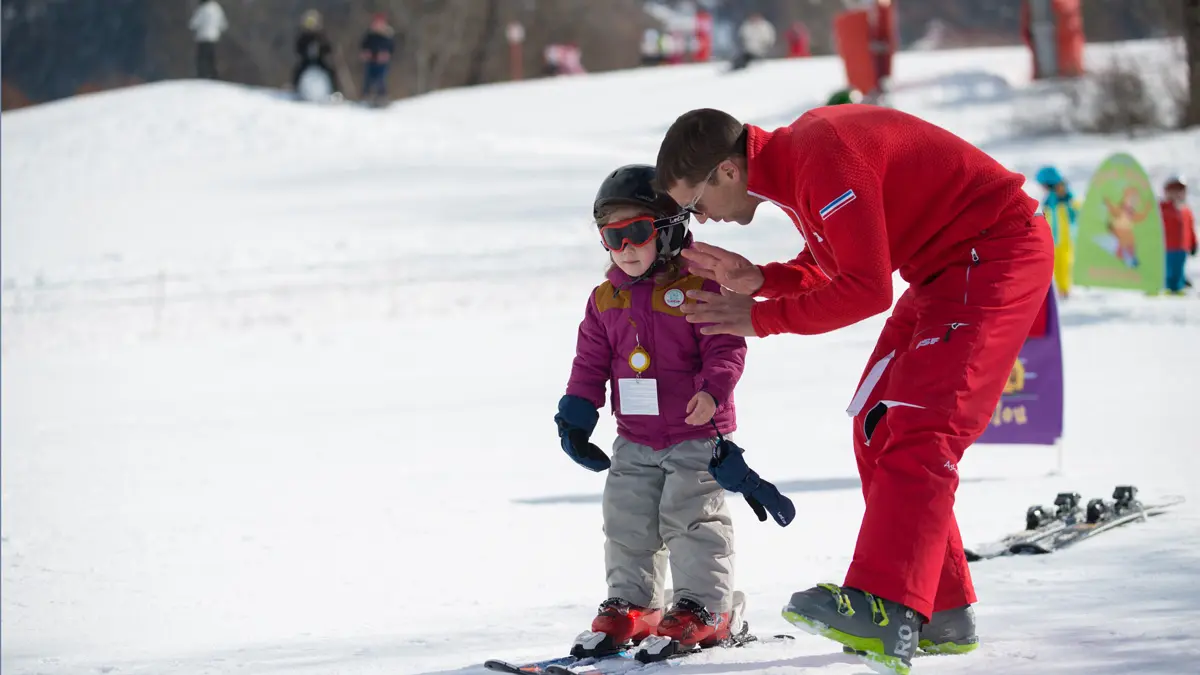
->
[0,0,1191,111]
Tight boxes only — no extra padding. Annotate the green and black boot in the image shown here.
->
[918,604,978,654]
[782,583,922,675]
[839,603,980,659]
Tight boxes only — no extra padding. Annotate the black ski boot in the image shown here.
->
[918,604,979,654]
[782,583,922,675]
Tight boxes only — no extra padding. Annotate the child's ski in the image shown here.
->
[484,653,621,675]
[484,632,796,675]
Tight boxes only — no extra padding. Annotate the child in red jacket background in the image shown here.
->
[1160,175,1195,294]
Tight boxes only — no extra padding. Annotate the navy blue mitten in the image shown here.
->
[708,438,795,527]
[555,395,611,472]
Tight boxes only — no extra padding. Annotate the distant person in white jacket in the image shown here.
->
[731,12,775,71]
[190,0,229,80]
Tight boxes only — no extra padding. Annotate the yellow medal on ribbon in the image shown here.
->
[629,345,651,374]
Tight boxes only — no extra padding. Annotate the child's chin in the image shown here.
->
[618,263,651,277]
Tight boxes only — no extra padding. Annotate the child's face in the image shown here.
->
[1054,183,1068,197]
[1166,185,1186,203]
[603,206,659,278]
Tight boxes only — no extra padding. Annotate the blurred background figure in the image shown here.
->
[1036,165,1080,299]
[786,20,812,58]
[188,0,228,80]
[360,13,396,107]
[731,11,775,71]
[866,0,897,100]
[693,8,714,62]
[641,27,664,67]
[664,30,687,65]
[293,10,341,102]
[1160,175,1196,294]
[543,44,585,76]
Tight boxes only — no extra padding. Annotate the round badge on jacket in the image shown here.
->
[629,346,650,373]
[664,288,686,308]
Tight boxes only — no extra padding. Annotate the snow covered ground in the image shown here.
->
[3,39,1200,675]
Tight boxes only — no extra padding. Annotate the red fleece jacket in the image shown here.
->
[745,105,1038,337]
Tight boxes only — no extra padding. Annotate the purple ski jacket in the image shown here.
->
[565,264,747,451]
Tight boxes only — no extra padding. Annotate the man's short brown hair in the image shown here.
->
[654,108,747,190]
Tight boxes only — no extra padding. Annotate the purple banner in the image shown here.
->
[976,286,1064,445]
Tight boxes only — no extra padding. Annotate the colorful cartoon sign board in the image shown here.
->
[977,286,1063,445]
[1074,153,1165,294]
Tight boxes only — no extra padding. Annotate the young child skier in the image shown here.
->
[1036,166,1079,298]
[554,164,795,662]
[1160,174,1195,294]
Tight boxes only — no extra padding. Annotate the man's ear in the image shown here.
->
[724,158,744,184]
[721,159,737,181]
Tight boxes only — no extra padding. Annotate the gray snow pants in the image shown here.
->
[602,435,734,612]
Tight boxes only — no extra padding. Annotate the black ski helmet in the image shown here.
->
[593,164,691,259]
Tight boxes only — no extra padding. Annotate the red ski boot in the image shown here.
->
[655,598,734,647]
[633,596,747,663]
[570,598,662,658]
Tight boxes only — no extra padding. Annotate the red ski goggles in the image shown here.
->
[598,212,688,252]
[599,215,658,252]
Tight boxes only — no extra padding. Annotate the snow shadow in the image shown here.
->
[514,476,999,506]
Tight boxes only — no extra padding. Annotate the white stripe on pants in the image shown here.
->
[602,435,734,612]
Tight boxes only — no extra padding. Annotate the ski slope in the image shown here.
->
[3,38,1200,675]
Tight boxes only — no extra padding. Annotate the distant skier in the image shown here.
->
[1160,174,1195,294]
[730,12,775,71]
[292,10,340,101]
[640,28,663,66]
[654,105,1054,674]
[1035,166,1079,298]
[785,21,811,58]
[555,164,793,660]
[867,0,897,99]
[189,0,228,80]
[359,13,395,107]
[693,9,713,62]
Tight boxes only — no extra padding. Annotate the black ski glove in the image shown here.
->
[555,395,611,472]
[708,438,795,527]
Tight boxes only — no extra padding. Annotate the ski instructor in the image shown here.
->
[653,105,1053,675]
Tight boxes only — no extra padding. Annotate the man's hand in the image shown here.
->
[680,242,765,296]
[685,391,717,425]
[680,288,757,337]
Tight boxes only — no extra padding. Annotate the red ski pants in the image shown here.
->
[842,217,1053,620]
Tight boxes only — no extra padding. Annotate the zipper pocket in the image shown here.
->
[964,248,980,304]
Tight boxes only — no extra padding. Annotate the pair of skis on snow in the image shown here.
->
[964,484,1185,561]
[484,613,794,675]
[484,634,794,675]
